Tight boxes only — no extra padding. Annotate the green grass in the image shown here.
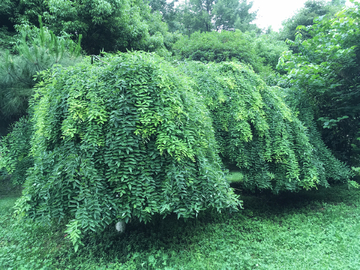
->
[226,172,244,183]
[1,180,360,269]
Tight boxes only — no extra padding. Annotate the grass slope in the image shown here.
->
[1,181,360,269]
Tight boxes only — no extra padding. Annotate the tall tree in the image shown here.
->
[148,0,180,32]
[234,0,258,32]
[280,0,345,42]
[279,2,360,165]
[8,0,169,54]
[212,0,257,32]
[0,17,81,134]
[213,0,240,31]
[176,0,257,34]
[183,0,214,33]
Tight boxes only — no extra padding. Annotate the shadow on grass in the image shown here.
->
[0,174,22,198]
[234,182,359,218]
[78,183,360,265]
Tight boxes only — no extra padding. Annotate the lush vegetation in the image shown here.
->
[178,61,351,192]
[11,52,239,249]
[280,0,346,43]
[1,0,360,265]
[280,1,360,166]
[1,0,171,54]
[1,182,360,269]
[0,16,82,133]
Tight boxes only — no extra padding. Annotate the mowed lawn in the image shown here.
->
[1,180,360,269]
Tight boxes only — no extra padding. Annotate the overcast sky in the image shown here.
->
[251,0,354,31]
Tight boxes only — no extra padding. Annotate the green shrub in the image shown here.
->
[171,30,288,78]
[172,30,263,72]
[0,116,33,186]
[179,61,352,192]
[14,52,240,249]
[279,4,360,166]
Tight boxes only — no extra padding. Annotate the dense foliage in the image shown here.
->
[172,30,288,75]
[279,0,345,42]
[172,31,261,70]
[1,0,170,54]
[0,117,32,186]
[13,52,240,249]
[0,17,82,133]
[165,0,258,34]
[280,1,360,166]
[178,61,351,192]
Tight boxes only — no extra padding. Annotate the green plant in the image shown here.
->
[13,0,170,54]
[0,116,33,186]
[0,16,82,121]
[279,2,360,166]
[14,51,240,249]
[178,61,351,192]
[172,30,264,73]
[171,30,288,78]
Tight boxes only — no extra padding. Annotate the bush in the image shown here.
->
[0,116,33,186]
[279,3,360,166]
[14,52,240,249]
[172,30,263,72]
[178,61,352,192]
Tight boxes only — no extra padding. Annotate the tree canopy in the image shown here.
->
[279,1,360,166]
[279,0,345,42]
[169,0,258,34]
[171,30,288,76]
[2,0,170,54]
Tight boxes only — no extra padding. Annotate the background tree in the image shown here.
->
[171,30,287,78]
[0,17,82,135]
[0,0,16,51]
[8,0,169,54]
[279,0,345,42]
[279,2,360,166]
[174,0,258,34]
[172,30,260,69]
[181,0,214,33]
[233,0,258,32]
[213,0,257,31]
[148,0,181,33]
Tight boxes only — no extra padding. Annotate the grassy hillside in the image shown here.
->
[1,176,360,269]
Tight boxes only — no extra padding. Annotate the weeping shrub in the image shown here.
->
[178,61,351,193]
[0,116,33,186]
[13,52,240,250]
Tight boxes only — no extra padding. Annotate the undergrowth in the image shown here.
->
[1,179,360,269]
